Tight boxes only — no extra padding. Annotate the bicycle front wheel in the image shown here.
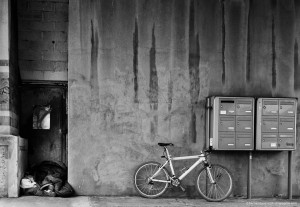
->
[134,161,169,198]
[196,164,233,202]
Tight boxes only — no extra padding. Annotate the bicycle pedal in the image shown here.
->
[179,185,186,192]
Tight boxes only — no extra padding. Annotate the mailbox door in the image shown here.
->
[279,117,295,133]
[262,100,278,115]
[261,116,278,132]
[236,133,253,149]
[219,116,235,132]
[236,116,253,132]
[261,133,278,149]
[278,133,295,149]
[236,99,253,115]
[219,132,235,149]
[219,100,236,115]
[279,100,296,117]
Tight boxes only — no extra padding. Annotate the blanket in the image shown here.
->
[22,161,74,197]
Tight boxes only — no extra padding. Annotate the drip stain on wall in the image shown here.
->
[189,0,200,143]
[90,19,100,111]
[246,0,252,83]
[221,0,226,85]
[149,23,158,140]
[133,18,139,103]
[271,0,277,89]
[294,40,299,90]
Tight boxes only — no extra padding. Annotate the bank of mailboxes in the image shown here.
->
[207,97,297,151]
[256,98,297,150]
[208,97,255,150]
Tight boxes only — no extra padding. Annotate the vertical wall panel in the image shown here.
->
[224,0,249,95]
[247,0,273,96]
[274,0,295,97]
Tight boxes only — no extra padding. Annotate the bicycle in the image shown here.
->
[133,143,233,202]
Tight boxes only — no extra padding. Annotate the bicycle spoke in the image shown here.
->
[216,184,226,197]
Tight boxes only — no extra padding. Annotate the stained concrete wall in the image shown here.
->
[69,0,300,197]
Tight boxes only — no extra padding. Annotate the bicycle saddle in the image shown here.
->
[158,143,174,147]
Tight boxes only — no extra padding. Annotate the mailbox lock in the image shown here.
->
[263,106,266,109]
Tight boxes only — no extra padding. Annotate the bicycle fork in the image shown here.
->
[205,162,216,184]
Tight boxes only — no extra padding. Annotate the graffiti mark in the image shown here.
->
[0,86,9,95]
[133,18,139,103]
[0,78,9,103]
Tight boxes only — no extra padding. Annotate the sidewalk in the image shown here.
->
[0,196,299,207]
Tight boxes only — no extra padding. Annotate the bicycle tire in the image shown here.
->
[134,161,169,198]
[196,164,233,202]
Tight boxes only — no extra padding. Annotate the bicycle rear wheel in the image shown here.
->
[196,164,233,202]
[134,161,169,198]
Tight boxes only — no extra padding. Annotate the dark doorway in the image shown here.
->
[20,84,67,167]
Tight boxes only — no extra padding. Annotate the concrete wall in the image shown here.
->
[69,0,300,197]
[18,0,68,81]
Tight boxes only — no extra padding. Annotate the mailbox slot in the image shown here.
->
[262,100,278,115]
[219,100,235,115]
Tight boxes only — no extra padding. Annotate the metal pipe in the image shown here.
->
[206,97,211,149]
[288,151,292,199]
[247,151,252,199]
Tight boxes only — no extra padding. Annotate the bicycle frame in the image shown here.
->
[150,147,215,184]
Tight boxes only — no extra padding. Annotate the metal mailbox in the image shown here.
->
[278,134,295,149]
[218,132,235,149]
[236,133,253,149]
[219,116,235,132]
[279,117,295,133]
[262,99,278,115]
[236,116,253,132]
[236,99,253,115]
[279,100,296,116]
[261,133,278,149]
[207,97,254,150]
[256,98,297,150]
[219,100,236,115]
[261,116,278,132]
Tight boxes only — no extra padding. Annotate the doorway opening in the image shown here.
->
[20,83,68,167]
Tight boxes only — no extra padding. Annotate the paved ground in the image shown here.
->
[0,196,299,207]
